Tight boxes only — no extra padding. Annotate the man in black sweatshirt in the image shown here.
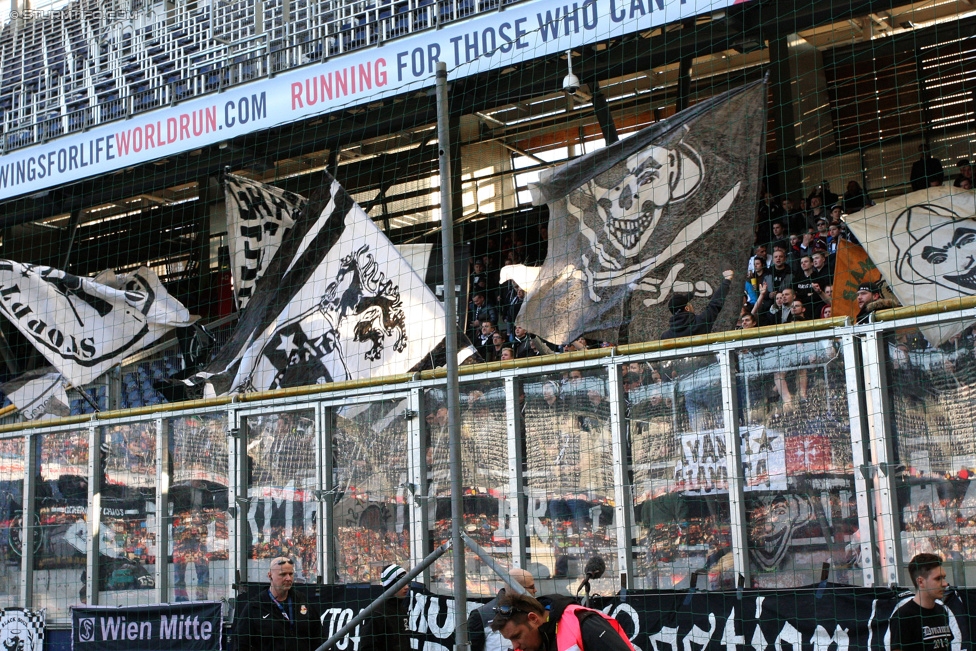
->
[660,270,735,339]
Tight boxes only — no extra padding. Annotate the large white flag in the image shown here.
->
[0,263,192,386]
[197,173,454,395]
[224,173,307,310]
[845,186,976,345]
[0,368,69,420]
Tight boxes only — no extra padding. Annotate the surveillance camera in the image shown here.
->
[563,73,580,95]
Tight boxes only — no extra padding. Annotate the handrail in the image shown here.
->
[1,295,974,433]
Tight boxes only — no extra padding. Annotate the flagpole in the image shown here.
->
[435,61,469,651]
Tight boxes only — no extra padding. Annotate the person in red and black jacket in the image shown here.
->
[491,590,633,651]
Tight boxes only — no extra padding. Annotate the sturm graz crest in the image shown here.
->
[0,608,44,651]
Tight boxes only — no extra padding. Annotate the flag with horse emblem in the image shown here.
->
[195,173,458,395]
[503,79,766,345]
[845,186,976,345]
[0,607,44,651]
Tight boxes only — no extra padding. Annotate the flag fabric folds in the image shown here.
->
[196,173,451,395]
[509,79,767,345]
[0,263,192,386]
[224,172,307,310]
[831,238,882,320]
[844,186,976,345]
[0,368,69,420]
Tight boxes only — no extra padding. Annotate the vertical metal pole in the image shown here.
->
[842,334,879,586]
[20,434,36,608]
[862,331,902,586]
[231,408,249,587]
[407,388,431,586]
[156,417,170,601]
[607,362,634,589]
[319,403,333,583]
[435,61,468,651]
[504,377,527,570]
[86,422,100,605]
[719,351,750,585]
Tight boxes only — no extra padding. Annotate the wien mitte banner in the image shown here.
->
[72,602,222,651]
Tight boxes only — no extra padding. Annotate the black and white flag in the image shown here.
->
[224,172,307,310]
[197,173,458,395]
[845,186,976,345]
[503,80,766,345]
[0,607,45,651]
[0,263,192,386]
[0,368,69,420]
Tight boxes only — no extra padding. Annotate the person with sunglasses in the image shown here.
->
[490,590,634,651]
[467,569,537,651]
[234,557,323,651]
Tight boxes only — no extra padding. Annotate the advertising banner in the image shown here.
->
[72,602,222,651]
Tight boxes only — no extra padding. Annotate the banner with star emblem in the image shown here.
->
[0,262,192,387]
[503,79,766,345]
[678,426,786,495]
[196,173,465,395]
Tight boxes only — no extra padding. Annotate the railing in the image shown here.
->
[3,299,976,623]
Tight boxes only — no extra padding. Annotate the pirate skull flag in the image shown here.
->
[196,173,455,395]
[845,186,976,346]
[0,263,192,386]
[224,172,307,311]
[508,79,766,345]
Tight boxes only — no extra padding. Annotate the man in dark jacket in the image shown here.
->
[490,591,633,651]
[467,568,537,651]
[234,557,322,651]
[360,564,411,651]
[660,270,734,339]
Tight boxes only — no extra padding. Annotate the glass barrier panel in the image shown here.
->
[629,355,731,589]
[97,422,158,606]
[887,327,976,585]
[519,369,616,593]
[333,399,411,584]
[738,338,860,587]
[32,429,89,621]
[427,381,512,595]
[244,411,318,583]
[167,414,230,602]
[0,437,24,607]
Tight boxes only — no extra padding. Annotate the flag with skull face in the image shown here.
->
[509,80,767,345]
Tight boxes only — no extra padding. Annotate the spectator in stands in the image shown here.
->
[955,160,974,188]
[756,192,782,246]
[486,331,507,362]
[499,345,516,361]
[769,248,793,298]
[811,249,832,286]
[478,321,498,355]
[768,220,789,254]
[843,180,872,213]
[855,282,896,324]
[826,222,843,256]
[793,255,821,315]
[781,197,804,237]
[511,325,533,358]
[748,245,772,275]
[661,270,734,339]
[910,144,944,190]
[805,195,828,231]
[746,258,773,312]
[468,293,498,340]
[961,177,973,190]
[470,261,489,294]
[504,287,526,325]
[787,299,807,323]
[759,286,794,326]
